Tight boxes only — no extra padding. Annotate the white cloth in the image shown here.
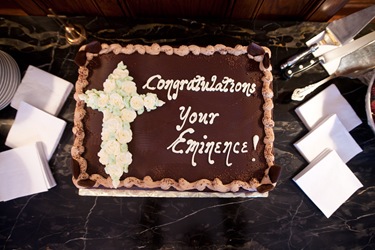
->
[293,149,363,218]
[0,142,56,202]
[5,101,66,160]
[294,114,362,163]
[11,65,73,116]
[295,84,362,131]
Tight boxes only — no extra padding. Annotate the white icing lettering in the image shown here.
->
[204,141,215,164]
[176,106,190,131]
[189,112,197,124]
[157,78,165,89]
[214,142,222,153]
[222,79,229,92]
[186,138,200,166]
[198,112,208,124]
[208,113,220,124]
[233,142,240,154]
[142,74,257,100]
[168,105,249,167]
[222,141,233,166]
[167,128,248,167]
[166,79,174,100]
[235,82,242,92]
[167,127,194,154]
[253,135,259,150]
[176,106,220,131]
[229,81,235,93]
[250,83,256,94]
[172,80,181,100]
[242,142,248,153]
[143,74,160,90]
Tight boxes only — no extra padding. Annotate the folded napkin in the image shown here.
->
[5,101,66,160]
[11,65,73,116]
[295,84,362,131]
[0,142,56,202]
[293,149,363,218]
[294,114,362,163]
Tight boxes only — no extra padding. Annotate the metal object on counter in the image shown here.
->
[282,57,320,79]
[279,43,318,70]
[280,5,375,74]
[284,31,375,79]
[291,42,375,101]
[48,8,86,45]
[291,76,334,101]
[64,24,86,45]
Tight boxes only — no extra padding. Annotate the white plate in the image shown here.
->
[0,54,12,100]
[0,51,21,110]
[0,54,13,105]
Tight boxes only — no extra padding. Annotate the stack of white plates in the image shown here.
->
[0,51,21,110]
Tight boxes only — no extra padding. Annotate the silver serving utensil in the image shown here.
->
[284,31,375,79]
[292,42,375,101]
[292,76,334,101]
[280,5,375,70]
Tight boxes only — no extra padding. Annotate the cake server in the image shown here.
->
[291,40,375,101]
[284,30,375,78]
[280,5,375,71]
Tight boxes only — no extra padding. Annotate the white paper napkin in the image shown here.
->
[35,142,56,188]
[11,65,73,116]
[0,142,56,202]
[294,114,362,163]
[295,84,362,131]
[5,101,67,160]
[293,149,363,218]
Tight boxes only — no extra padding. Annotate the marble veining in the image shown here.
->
[0,16,374,249]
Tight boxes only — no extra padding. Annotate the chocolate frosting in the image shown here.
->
[72,43,277,192]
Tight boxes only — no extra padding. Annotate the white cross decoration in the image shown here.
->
[79,61,165,188]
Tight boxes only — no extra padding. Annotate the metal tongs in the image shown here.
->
[280,5,375,79]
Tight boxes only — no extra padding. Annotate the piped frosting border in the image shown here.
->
[72,42,280,193]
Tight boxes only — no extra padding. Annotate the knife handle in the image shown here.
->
[280,43,319,70]
[282,57,321,79]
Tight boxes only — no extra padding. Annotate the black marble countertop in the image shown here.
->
[0,16,374,249]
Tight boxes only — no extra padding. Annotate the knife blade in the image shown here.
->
[320,30,375,75]
[323,5,375,46]
[291,42,375,101]
[283,31,375,78]
[280,5,375,70]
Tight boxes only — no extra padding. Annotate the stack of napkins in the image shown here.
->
[295,84,362,131]
[6,101,67,160]
[1,65,72,201]
[294,114,362,163]
[293,84,363,218]
[293,149,363,218]
[0,101,66,201]
[11,65,73,116]
[0,142,56,201]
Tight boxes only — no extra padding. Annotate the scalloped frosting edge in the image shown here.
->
[72,43,278,193]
